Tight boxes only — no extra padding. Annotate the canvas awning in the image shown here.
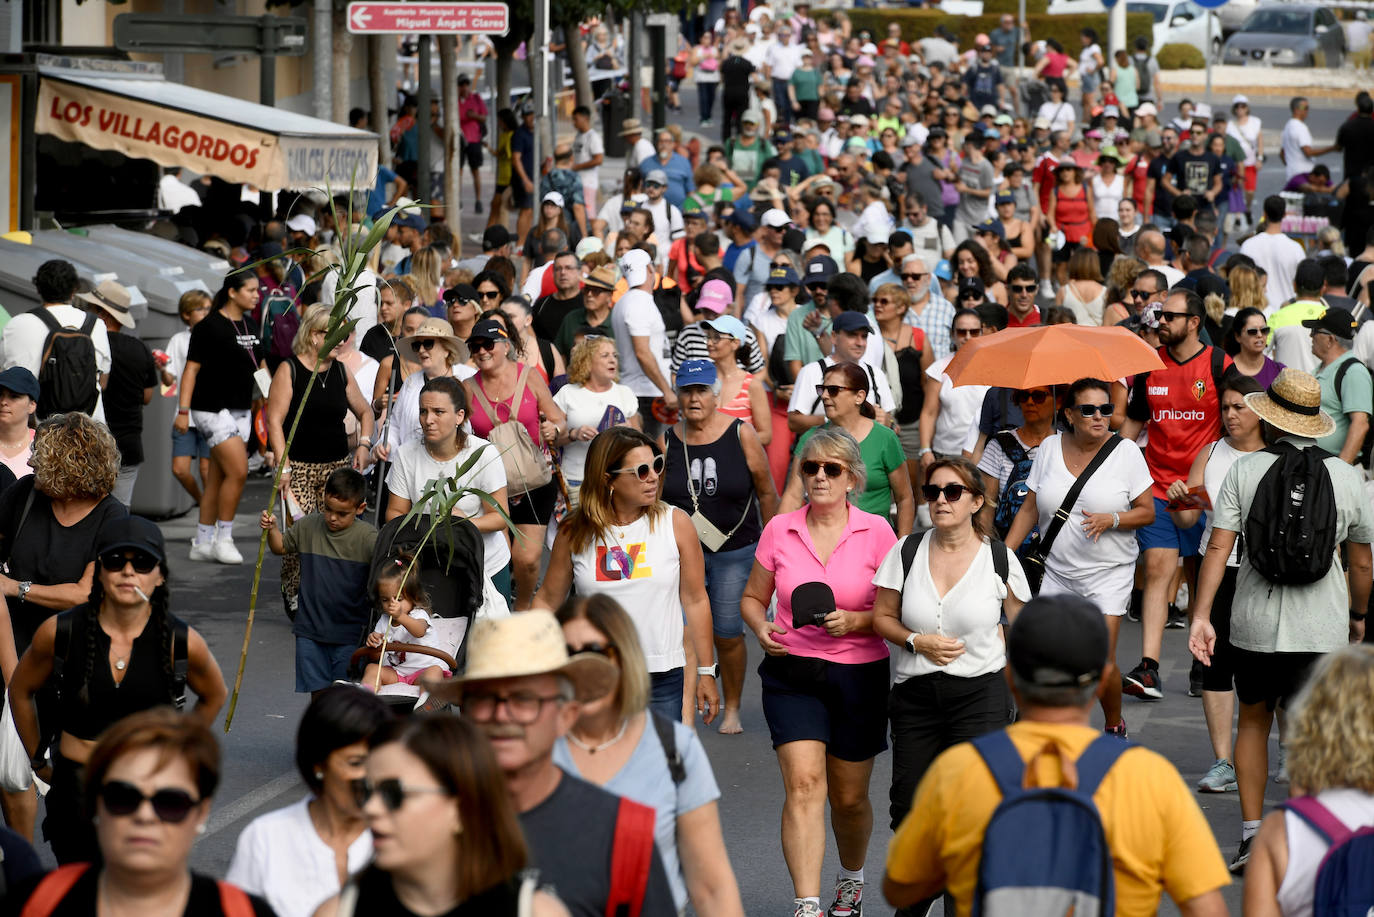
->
[36,65,378,192]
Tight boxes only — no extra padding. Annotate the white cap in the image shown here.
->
[1232,93,1249,106]
[286,214,317,235]
[542,191,565,209]
[860,41,878,55]
[574,237,604,259]
[865,228,889,246]
[761,208,791,229]
[802,238,832,255]
[619,249,652,287]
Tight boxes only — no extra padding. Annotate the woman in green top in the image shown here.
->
[788,50,821,121]
[780,361,914,535]
[1108,49,1138,113]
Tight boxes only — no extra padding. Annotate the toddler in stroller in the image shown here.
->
[363,554,453,689]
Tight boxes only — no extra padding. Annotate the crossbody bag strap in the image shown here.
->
[511,364,539,445]
[1037,435,1122,559]
[466,370,500,427]
[681,420,756,537]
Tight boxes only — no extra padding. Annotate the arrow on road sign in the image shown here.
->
[350,7,371,29]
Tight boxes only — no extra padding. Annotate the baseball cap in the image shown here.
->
[1302,307,1358,341]
[958,276,986,299]
[901,132,921,149]
[993,114,1013,126]
[1008,595,1108,689]
[766,265,801,287]
[725,209,757,230]
[1232,93,1250,107]
[980,104,998,118]
[1085,128,1104,140]
[442,283,480,306]
[482,224,512,251]
[575,236,605,259]
[675,359,718,390]
[619,249,653,287]
[934,258,953,281]
[0,366,38,401]
[1144,129,1164,148]
[994,190,1016,207]
[1032,117,1051,130]
[96,515,166,565]
[1103,105,1120,118]
[286,214,317,235]
[805,255,839,284]
[762,209,791,229]
[704,315,748,341]
[644,169,668,187]
[832,311,872,334]
[1135,102,1158,118]
[773,130,794,144]
[541,191,565,209]
[974,218,1005,241]
[467,318,509,343]
[394,211,427,231]
[696,279,734,314]
[865,228,889,246]
[849,114,870,129]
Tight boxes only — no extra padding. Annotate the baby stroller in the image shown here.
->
[350,513,501,713]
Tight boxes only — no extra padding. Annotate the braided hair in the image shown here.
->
[79,563,176,708]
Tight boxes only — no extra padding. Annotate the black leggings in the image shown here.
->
[45,754,98,865]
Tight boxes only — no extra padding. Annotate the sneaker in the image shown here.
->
[1275,746,1289,784]
[474,200,482,214]
[702,119,714,128]
[1104,720,1128,740]
[189,539,214,562]
[1197,758,1238,793]
[1127,605,1141,623]
[1229,836,1253,874]
[827,879,863,917]
[794,902,824,917]
[1122,663,1163,700]
[211,537,244,565]
[1188,658,1205,697]
[1166,603,1188,629]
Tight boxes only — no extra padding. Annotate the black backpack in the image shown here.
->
[33,309,99,419]
[991,431,1037,546]
[1244,442,1338,586]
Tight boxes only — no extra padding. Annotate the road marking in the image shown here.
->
[202,770,301,840]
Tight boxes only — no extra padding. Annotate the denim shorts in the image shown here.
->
[703,543,757,639]
[191,408,251,449]
[171,426,211,459]
[295,637,355,693]
[1136,496,1205,556]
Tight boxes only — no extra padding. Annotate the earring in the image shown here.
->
[196,823,207,835]
[315,770,324,781]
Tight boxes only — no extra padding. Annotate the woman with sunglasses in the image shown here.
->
[370,306,429,426]
[8,516,226,864]
[1224,306,1285,389]
[227,686,391,917]
[554,595,744,914]
[17,709,273,915]
[315,714,568,917]
[473,269,512,316]
[873,284,933,488]
[977,386,1057,547]
[1005,377,1155,738]
[463,319,565,610]
[872,458,1028,848]
[374,317,474,462]
[919,309,990,473]
[537,427,718,725]
[740,425,896,917]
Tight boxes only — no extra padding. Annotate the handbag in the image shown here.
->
[1021,435,1122,595]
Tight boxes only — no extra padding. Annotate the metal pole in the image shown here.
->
[418,36,432,203]
[1204,11,1213,102]
[261,49,276,106]
[649,24,666,131]
[629,13,643,121]
[533,0,547,200]
[312,0,331,119]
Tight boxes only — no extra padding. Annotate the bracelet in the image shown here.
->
[1112,512,1120,529]
[280,466,292,476]
[177,408,189,415]
[1352,609,1368,622]
[917,447,933,457]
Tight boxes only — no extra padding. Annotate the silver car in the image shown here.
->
[1221,4,1346,67]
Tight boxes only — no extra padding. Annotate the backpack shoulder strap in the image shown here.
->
[171,617,191,710]
[650,711,686,785]
[989,538,1010,587]
[606,797,657,917]
[1335,356,1355,399]
[334,880,360,917]
[1073,734,1132,797]
[50,609,77,694]
[992,429,1021,458]
[900,530,927,582]
[79,312,97,336]
[971,730,1026,799]
[216,881,258,917]
[19,863,91,917]
[808,359,829,413]
[1282,796,1354,847]
[32,308,61,336]
[1210,345,1226,394]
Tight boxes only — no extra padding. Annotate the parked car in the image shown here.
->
[1045,0,1223,58]
[1217,0,1261,35]
[1222,4,1346,67]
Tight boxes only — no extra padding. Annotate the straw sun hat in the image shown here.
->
[426,610,618,704]
[1243,368,1335,440]
[396,316,470,364]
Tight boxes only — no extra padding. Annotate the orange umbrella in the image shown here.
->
[943,324,1165,389]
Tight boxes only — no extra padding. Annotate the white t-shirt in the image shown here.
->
[872,534,1030,683]
[787,355,895,416]
[553,381,639,481]
[1227,116,1262,167]
[1281,117,1316,179]
[926,354,988,456]
[628,137,657,171]
[166,329,196,429]
[1276,788,1374,917]
[612,289,669,397]
[597,194,626,235]
[1241,231,1307,308]
[1271,323,1319,374]
[1199,437,1253,566]
[1091,173,1125,221]
[385,365,477,449]
[373,607,449,676]
[226,796,373,917]
[387,435,511,577]
[1025,433,1153,575]
[573,128,605,177]
[1,304,112,424]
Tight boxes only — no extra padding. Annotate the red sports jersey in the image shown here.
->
[1127,345,1232,498]
[1032,152,1061,215]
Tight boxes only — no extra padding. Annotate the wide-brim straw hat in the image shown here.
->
[396,316,470,364]
[1244,368,1335,439]
[424,610,618,703]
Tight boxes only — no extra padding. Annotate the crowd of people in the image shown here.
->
[0,3,1373,916]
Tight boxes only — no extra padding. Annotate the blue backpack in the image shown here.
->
[971,731,1130,917]
[1281,795,1374,916]
[991,431,1037,547]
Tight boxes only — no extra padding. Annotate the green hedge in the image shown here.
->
[845,9,1154,54]
[1156,42,1205,69]
[981,0,1049,16]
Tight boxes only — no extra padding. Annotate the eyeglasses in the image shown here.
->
[351,777,451,813]
[1010,284,1037,293]
[1076,402,1115,417]
[610,454,666,481]
[954,327,982,338]
[902,273,928,281]
[98,550,159,575]
[479,289,503,300]
[1012,390,1051,405]
[801,460,846,478]
[568,642,615,657]
[921,483,970,502]
[469,338,501,353]
[1244,326,1271,337]
[815,384,856,398]
[414,338,439,351]
[462,691,565,724]
[1154,309,1190,323]
[99,781,200,823]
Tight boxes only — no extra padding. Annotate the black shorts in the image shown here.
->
[1052,239,1083,264]
[759,654,890,762]
[511,181,532,210]
[507,478,559,526]
[460,140,484,170]
[1201,565,1238,693]
[1231,646,1321,712]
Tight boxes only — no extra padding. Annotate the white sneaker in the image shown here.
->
[189,539,215,562]
[211,537,244,565]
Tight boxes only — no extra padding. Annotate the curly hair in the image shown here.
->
[81,565,179,709]
[1105,256,1146,306]
[953,240,997,287]
[1285,645,1374,794]
[292,303,333,358]
[567,336,619,386]
[32,413,119,500]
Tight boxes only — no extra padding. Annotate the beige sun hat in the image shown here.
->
[426,610,618,703]
[1243,368,1335,440]
[396,316,470,364]
[76,280,135,329]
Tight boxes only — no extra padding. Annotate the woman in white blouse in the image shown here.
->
[872,457,1029,842]
[227,686,391,917]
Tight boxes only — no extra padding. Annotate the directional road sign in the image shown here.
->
[345,2,510,35]
[113,14,308,56]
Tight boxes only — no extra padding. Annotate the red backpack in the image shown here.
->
[21,864,256,917]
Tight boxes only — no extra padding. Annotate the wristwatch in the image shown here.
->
[905,632,919,655]
[696,664,719,678]
[17,581,31,603]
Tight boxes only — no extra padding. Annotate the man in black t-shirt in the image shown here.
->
[1163,121,1221,215]
[79,289,157,506]
[719,41,756,141]
[532,251,586,343]
[1334,91,1374,184]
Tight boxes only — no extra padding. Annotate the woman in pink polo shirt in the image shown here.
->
[740,425,897,917]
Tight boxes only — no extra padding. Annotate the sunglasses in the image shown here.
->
[815,384,856,398]
[414,338,439,351]
[1129,289,1155,299]
[959,292,983,301]
[955,327,982,338]
[568,642,615,657]
[610,454,666,481]
[479,290,503,301]
[1012,390,1050,405]
[902,273,928,281]
[1010,284,1037,293]
[351,777,450,813]
[806,283,829,293]
[801,460,846,478]
[1076,402,1115,417]
[1244,326,1271,337]
[99,781,199,823]
[874,297,899,305]
[1154,309,1190,323]
[921,483,970,502]
[98,550,159,575]
[469,337,501,353]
